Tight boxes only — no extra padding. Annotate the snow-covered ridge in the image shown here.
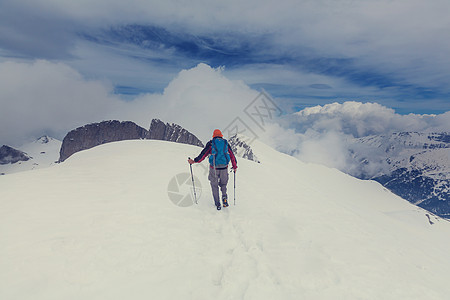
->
[1,139,450,299]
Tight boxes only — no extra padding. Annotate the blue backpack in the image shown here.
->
[209,138,230,168]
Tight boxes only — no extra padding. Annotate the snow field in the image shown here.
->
[1,139,450,299]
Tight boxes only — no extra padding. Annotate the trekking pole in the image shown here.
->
[188,157,198,204]
[234,169,236,206]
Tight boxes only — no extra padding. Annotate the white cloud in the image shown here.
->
[118,63,259,143]
[291,101,440,137]
[0,60,123,146]
[0,61,261,146]
[261,101,450,174]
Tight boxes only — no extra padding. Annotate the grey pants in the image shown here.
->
[208,167,229,207]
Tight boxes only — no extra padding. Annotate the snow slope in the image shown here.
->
[1,140,450,300]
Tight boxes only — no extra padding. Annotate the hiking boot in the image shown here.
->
[222,198,229,207]
[216,205,221,210]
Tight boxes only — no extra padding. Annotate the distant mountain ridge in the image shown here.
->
[349,132,450,218]
[0,136,61,175]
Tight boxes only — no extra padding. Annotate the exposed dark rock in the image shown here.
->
[37,136,50,144]
[429,133,450,144]
[146,119,204,147]
[59,120,148,162]
[228,135,260,163]
[0,145,30,165]
[59,119,204,162]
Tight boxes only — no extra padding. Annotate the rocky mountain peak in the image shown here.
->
[37,135,51,144]
[146,119,204,147]
[0,145,30,165]
[59,120,148,162]
[59,119,204,162]
[228,134,260,163]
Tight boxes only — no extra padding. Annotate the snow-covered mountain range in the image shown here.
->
[347,132,450,218]
[1,139,450,299]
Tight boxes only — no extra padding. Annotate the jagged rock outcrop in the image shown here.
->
[146,119,204,147]
[228,134,260,163]
[59,121,148,162]
[59,119,204,162]
[36,136,51,144]
[0,145,30,165]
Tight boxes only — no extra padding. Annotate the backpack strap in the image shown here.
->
[212,138,219,156]
[223,139,228,154]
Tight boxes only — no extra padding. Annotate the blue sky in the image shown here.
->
[62,22,450,114]
[1,0,450,145]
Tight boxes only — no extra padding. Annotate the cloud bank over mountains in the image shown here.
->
[1,59,448,164]
[262,101,450,173]
[0,61,256,146]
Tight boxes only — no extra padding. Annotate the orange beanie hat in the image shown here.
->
[213,129,223,138]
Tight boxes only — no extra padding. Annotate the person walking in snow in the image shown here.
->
[188,129,237,210]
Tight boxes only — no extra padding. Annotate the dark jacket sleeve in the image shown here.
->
[228,144,238,169]
[194,141,211,163]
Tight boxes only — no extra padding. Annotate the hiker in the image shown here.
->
[188,129,237,210]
